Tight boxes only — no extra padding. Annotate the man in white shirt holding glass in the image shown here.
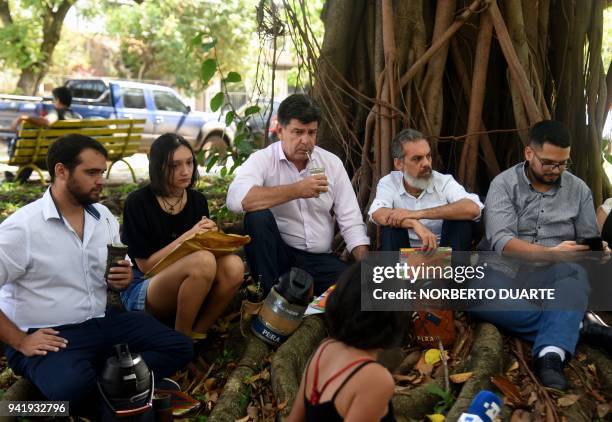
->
[226,94,369,295]
[368,128,483,251]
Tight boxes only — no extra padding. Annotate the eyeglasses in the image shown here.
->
[531,150,572,171]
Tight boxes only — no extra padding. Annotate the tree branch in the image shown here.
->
[0,0,13,26]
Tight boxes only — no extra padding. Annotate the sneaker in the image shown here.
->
[533,352,567,390]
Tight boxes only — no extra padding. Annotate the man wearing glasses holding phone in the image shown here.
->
[477,120,612,390]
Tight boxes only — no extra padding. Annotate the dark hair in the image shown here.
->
[391,128,429,159]
[149,133,199,196]
[47,134,108,182]
[529,120,570,149]
[325,262,409,350]
[277,94,322,126]
[52,86,73,107]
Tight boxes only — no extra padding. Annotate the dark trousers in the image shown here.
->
[244,210,348,296]
[379,220,473,251]
[6,309,193,413]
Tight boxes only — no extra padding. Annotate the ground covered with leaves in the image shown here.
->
[0,180,611,421]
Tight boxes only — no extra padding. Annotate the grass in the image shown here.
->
[0,176,242,227]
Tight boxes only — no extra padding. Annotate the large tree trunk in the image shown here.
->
[300,0,609,227]
[14,0,76,94]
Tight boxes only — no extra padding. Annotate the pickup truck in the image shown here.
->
[1,79,233,153]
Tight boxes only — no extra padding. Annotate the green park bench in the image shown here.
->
[4,118,146,184]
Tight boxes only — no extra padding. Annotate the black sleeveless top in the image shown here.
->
[303,342,396,422]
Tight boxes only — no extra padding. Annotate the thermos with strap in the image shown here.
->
[251,267,313,346]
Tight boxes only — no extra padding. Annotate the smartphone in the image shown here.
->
[577,236,604,251]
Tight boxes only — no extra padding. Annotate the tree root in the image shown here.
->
[580,345,612,391]
[2,377,43,402]
[208,334,271,422]
[445,323,505,420]
[271,315,327,419]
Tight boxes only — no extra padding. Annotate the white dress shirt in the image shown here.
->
[368,171,484,247]
[0,188,120,331]
[226,142,369,253]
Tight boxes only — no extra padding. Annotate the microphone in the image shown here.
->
[457,390,502,422]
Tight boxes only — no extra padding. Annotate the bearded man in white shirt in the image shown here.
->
[369,129,483,251]
[226,94,369,295]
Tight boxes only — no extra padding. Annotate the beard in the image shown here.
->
[403,171,433,191]
[67,176,100,206]
[528,165,560,186]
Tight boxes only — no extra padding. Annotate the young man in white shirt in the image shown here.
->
[369,128,483,251]
[226,94,369,294]
[0,135,192,413]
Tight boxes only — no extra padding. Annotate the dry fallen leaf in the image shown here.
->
[596,403,610,418]
[415,359,434,376]
[588,363,597,375]
[393,374,418,382]
[246,404,259,419]
[235,417,250,422]
[557,394,580,407]
[426,414,445,422]
[506,361,519,373]
[449,372,473,384]
[527,391,538,406]
[277,400,288,411]
[510,409,532,422]
[491,375,525,407]
[575,353,587,362]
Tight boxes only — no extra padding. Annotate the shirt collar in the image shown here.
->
[42,186,100,223]
[276,141,319,169]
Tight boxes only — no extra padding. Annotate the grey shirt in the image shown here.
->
[484,162,598,254]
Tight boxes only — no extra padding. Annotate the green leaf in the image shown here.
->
[244,105,261,117]
[190,33,203,47]
[220,166,228,177]
[201,59,217,86]
[225,110,235,126]
[426,384,449,400]
[224,71,242,83]
[202,39,217,52]
[210,92,225,112]
[205,154,219,172]
[237,121,245,132]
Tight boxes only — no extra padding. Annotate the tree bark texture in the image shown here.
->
[303,0,609,227]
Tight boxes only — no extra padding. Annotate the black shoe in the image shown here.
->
[581,311,612,350]
[533,352,568,390]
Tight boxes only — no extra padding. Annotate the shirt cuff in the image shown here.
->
[226,184,254,213]
[492,234,514,254]
[368,199,391,223]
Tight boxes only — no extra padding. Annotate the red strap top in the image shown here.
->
[308,341,374,405]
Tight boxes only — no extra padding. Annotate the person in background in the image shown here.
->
[6,86,82,183]
[121,133,244,340]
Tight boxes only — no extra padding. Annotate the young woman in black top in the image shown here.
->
[287,262,408,422]
[121,133,244,338]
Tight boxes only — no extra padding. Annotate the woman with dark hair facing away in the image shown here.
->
[121,133,244,339]
[288,262,405,422]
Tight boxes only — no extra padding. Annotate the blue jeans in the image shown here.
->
[469,263,588,357]
[6,309,193,413]
[243,210,348,296]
